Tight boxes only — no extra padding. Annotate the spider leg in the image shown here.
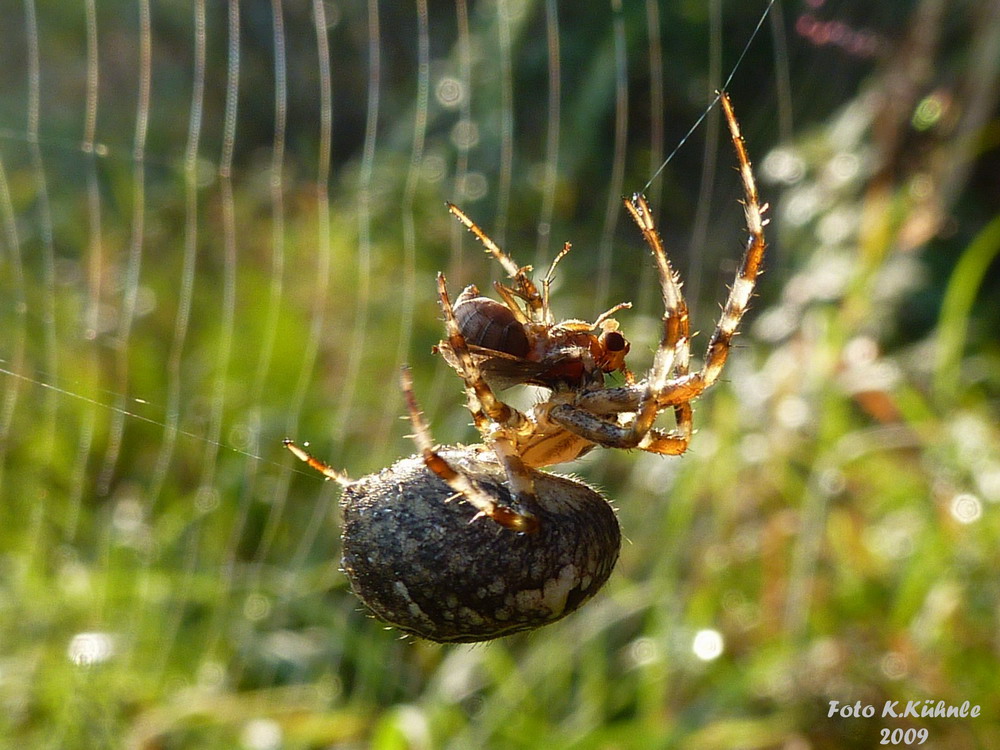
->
[623,194,694,446]
[686,91,768,395]
[438,273,528,433]
[447,202,545,322]
[616,93,765,444]
[400,367,539,533]
[283,439,354,486]
[577,385,643,412]
[547,403,689,456]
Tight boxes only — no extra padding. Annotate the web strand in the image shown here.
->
[641,0,776,193]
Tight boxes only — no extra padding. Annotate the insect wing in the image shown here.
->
[436,340,551,389]
[477,346,594,390]
[477,349,553,390]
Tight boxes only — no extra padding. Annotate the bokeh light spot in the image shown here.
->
[692,629,724,661]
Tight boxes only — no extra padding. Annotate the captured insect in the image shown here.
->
[439,248,633,392]
[285,92,767,643]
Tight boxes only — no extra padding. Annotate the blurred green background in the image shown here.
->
[1,0,999,748]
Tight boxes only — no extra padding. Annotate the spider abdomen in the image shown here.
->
[340,447,620,643]
[453,285,531,357]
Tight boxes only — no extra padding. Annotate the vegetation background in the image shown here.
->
[0,0,998,747]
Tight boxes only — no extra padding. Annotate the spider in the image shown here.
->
[286,92,766,537]
[284,92,764,641]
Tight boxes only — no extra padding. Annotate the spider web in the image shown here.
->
[3,0,773,695]
[0,0,931,741]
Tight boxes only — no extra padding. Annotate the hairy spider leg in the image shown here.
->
[449,204,632,336]
[546,400,691,455]
[681,92,768,396]
[283,439,354,487]
[634,91,768,411]
[620,193,694,452]
[531,192,695,455]
[539,194,694,456]
[438,273,525,430]
[437,274,549,527]
[400,367,539,533]
[447,202,545,321]
[543,198,699,456]
[699,91,769,388]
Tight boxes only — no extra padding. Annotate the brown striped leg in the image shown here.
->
[623,194,694,448]
[446,202,544,321]
[698,91,769,390]
[643,91,767,408]
[400,367,539,533]
[436,273,531,437]
[548,402,690,456]
[283,439,353,486]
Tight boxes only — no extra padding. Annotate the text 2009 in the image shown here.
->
[880,728,928,745]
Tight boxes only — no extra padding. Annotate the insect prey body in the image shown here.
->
[443,282,631,392]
